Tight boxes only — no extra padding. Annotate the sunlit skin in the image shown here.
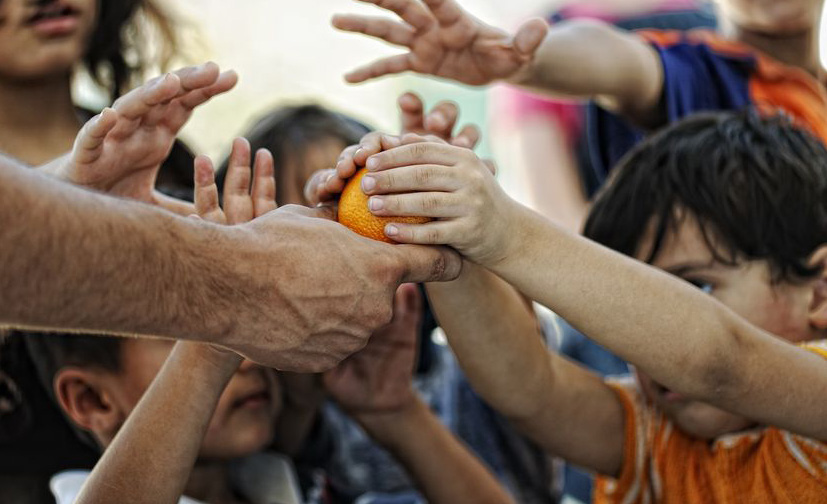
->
[716,0,825,36]
[94,339,281,459]
[635,213,821,439]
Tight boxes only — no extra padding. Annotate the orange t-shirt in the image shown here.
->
[594,341,827,503]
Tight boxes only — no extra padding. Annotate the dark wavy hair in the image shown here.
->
[584,111,827,283]
[84,0,179,100]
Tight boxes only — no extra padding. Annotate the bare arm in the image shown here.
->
[335,0,663,125]
[0,155,461,371]
[76,343,241,504]
[355,398,515,504]
[426,264,625,476]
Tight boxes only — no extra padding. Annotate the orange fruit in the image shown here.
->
[338,168,431,243]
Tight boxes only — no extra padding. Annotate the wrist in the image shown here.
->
[350,396,428,446]
[171,342,242,387]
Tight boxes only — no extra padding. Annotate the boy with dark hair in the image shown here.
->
[350,111,827,502]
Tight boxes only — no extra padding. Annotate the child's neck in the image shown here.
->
[186,461,245,504]
[721,20,823,78]
[0,73,82,166]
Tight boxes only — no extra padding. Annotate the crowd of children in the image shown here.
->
[2,0,827,503]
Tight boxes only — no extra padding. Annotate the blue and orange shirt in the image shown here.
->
[586,30,827,187]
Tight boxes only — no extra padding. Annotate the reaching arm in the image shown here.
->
[76,343,241,504]
[335,0,663,125]
[364,140,827,442]
[426,263,625,476]
[325,284,514,503]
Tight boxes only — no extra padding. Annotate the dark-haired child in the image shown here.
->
[353,111,827,502]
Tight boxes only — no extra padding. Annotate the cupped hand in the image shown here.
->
[61,62,238,210]
[333,0,548,85]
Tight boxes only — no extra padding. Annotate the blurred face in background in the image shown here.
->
[0,0,97,82]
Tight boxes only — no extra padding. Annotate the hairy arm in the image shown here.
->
[426,264,625,476]
[76,343,241,504]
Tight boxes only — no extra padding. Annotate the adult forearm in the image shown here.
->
[356,399,515,504]
[515,20,663,122]
[493,206,742,399]
[76,343,239,504]
[0,159,236,343]
[426,264,552,420]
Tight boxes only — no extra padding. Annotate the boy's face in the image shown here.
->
[104,339,281,459]
[717,0,824,35]
[282,137,348,206]
[635,213,821,439]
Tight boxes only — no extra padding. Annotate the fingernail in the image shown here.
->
[369,197,383,211]
[386,225,399,237]
[362,175,377,192]
[366,157,379,171]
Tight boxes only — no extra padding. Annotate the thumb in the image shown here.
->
[513,18,548,57]
[395,245,461,284]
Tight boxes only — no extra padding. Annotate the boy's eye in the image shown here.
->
[687,279,714,294]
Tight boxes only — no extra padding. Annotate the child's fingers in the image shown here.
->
[179,70,239,111]
[423,101,459,139]
[365,143,461,172]
[394,283,424,323]
[251,148,278,216]
[421,0,468,27]
[385,221,453,246]
[112,73,181,120]
[73,108,118,163]
[451,124,481,150]
[193,155,224,224]
[360,164,460,195]
[344,54,414,84]
[337,144,363,178]
[172,62,221,97]
[398,92,425,134]
[304,168,336,205]
[223,138,254,225]
[368,192,463,219]
[351,0,434,31]
[514,18,550,57]
[332,14,415,47]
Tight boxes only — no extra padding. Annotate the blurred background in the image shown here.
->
[74,0,827,207]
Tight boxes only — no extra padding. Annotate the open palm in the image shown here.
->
[334,0,548,85]
[62,63,237,205]
[324,283,422,414]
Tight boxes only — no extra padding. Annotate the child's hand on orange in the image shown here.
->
[304,92,480,206]
[360,135,517,267]
[193,138,277,225]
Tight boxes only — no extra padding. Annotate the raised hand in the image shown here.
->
[333,0,548,85]
[324,283,422,415]
[193,138,277,225]
[58,62,238,211]
[304,92,481,206]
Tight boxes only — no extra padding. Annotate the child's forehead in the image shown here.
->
[638,212,733,271]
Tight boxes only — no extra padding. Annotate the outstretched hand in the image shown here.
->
[305,92,481,206]
[324,283,422,415]
[333,0,548,85]
[58,62,238,213]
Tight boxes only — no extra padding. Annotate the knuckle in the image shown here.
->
[422,194,440,212]
[414,167,433,185]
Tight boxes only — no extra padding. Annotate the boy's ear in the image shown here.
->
[54,367,125,445]
[808,246,827,330]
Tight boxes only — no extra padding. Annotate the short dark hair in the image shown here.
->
[584,111,827,283]
[218,104,371,202]
[23,332,123,391]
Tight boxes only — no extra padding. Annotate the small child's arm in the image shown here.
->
[75,141,277,504]
[364,139,827,442]
[325,284,515,504]
[335,0,663,126]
